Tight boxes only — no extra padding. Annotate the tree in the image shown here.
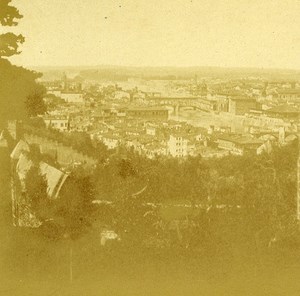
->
[25,91,47,117]
[119,158,137,178]
[0,32,25,57]
[50,166,96,283]
[0,0,24,57]
[0,0,45,127]
[50,166,96,240]
[24,164,50,223]
[0,0,23,26]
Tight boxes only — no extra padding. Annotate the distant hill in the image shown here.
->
[32,65,300,82]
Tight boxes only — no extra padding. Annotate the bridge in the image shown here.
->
[147,96,217,115]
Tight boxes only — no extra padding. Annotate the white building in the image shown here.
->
[43,116,69,131]
[60,91,84,104]
[146,126,156,136]
[168,134,188,158]
[102,133,119,150]
[47,89,62,97]
[114,91,130,100]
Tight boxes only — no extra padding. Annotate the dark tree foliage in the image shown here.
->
[0,0,23,26]
[0,59,45,126]
[51,167,96,241]
[26,116,46,129]
[0,0,45,127]
[25,90,47,117]
[0,32,25,57]
[92,140,299,252]
[119,158,137,178]
[0,0,24,57]
[24,165,50,222]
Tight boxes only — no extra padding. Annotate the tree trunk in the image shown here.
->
[69,245,73,284]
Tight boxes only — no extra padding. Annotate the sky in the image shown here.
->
[4,0,300,69]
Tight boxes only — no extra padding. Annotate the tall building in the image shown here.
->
[168,134,188,158]
[228,97,260,115]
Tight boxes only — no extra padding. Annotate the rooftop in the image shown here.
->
[277,89,300,95]
[217,134,263,145]
[266,104,300,114]
[229,96,256,101]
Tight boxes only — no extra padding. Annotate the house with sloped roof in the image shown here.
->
[144,142,167,159]
[264,104,300,121]
[277,89,300,101]
[10,140,69,227]
[216,134,264,156]
[43,115,70,132]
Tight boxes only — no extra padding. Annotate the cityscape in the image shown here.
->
[39,70,300,159]
[1,0,300,295]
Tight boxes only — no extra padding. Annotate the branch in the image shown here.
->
[131,185,148,198]
[0,33,25,57]
[0,1,23,26]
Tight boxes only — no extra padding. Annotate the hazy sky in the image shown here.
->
[4,0,300,69]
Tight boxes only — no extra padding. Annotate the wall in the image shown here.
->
[23,133,97,167]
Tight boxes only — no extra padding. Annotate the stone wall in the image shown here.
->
[23,133,97,167]
[6,120,97,168]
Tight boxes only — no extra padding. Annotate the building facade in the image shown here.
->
[126,107,169,121]
[228,98,259,115]
[43,116,70,131]
[168,134,188,158]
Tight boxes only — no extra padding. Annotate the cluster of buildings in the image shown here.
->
[2,74,300,230]
[39,74,300,159]
[40,105,298,159]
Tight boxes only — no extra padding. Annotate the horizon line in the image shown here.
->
[19,63,300,72]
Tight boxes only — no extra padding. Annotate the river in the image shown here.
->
[170,109,245,132]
